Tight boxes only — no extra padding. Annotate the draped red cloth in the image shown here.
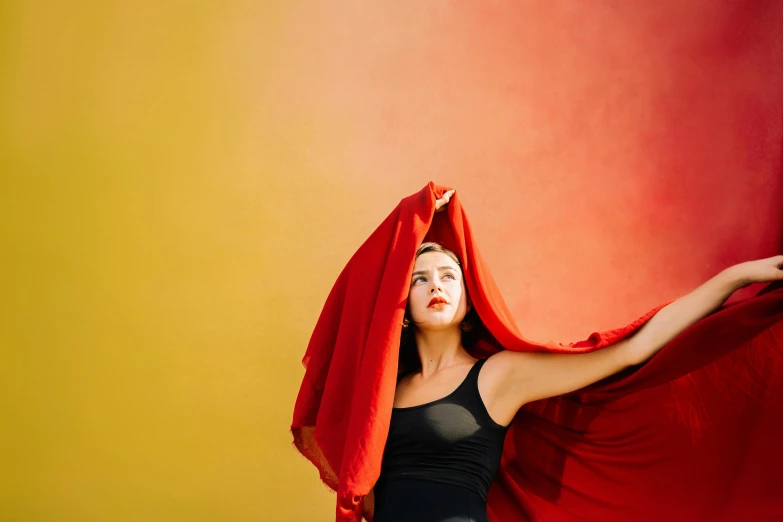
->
[290,181,783,522]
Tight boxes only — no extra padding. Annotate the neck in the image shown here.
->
[413,327,472,378]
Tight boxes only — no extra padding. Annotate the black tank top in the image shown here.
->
[377,358,510,503]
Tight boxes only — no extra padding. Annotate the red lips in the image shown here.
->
[428,296,448,307]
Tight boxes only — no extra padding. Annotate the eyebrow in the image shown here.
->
[411,266,459,277]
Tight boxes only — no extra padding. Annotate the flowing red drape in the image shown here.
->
[291,182,783,522]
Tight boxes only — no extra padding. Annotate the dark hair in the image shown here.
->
[398,242,485,374]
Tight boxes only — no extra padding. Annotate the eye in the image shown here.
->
[413,276,426,284]
[442,273,456,280]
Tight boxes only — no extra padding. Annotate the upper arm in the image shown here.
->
[492,340,636,409]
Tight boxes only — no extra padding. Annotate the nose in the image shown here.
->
[429,279,443,293]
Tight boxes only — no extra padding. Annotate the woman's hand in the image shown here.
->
[435,190,455,213]
[725,255,783,288]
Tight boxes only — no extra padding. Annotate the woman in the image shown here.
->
[291,183,783,522]
[370,190,783,522]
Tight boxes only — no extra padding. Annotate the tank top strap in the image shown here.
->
[451,358,485,400]
[456,357,508,430]
[468,357,488,382]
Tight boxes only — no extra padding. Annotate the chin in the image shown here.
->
[417,321,459,332]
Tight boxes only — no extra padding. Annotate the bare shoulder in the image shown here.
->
[477,351,532,427]
[481,351,536,392]
[481,351,518,384]
[480,349,592,426]
[483,350,536,387]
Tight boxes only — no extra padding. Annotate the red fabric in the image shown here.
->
[290,181,783,522]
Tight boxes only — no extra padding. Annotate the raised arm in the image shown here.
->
[490,255,783,410]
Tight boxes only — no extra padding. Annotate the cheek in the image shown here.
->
[450,285,465,305]
[408,287,427,314]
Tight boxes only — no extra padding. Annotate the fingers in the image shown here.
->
[438,190,455,204]
[434,190,456,212]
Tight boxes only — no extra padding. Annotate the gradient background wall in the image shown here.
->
[2,1,781,521]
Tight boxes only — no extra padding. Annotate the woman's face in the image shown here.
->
[407,251,470,332]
